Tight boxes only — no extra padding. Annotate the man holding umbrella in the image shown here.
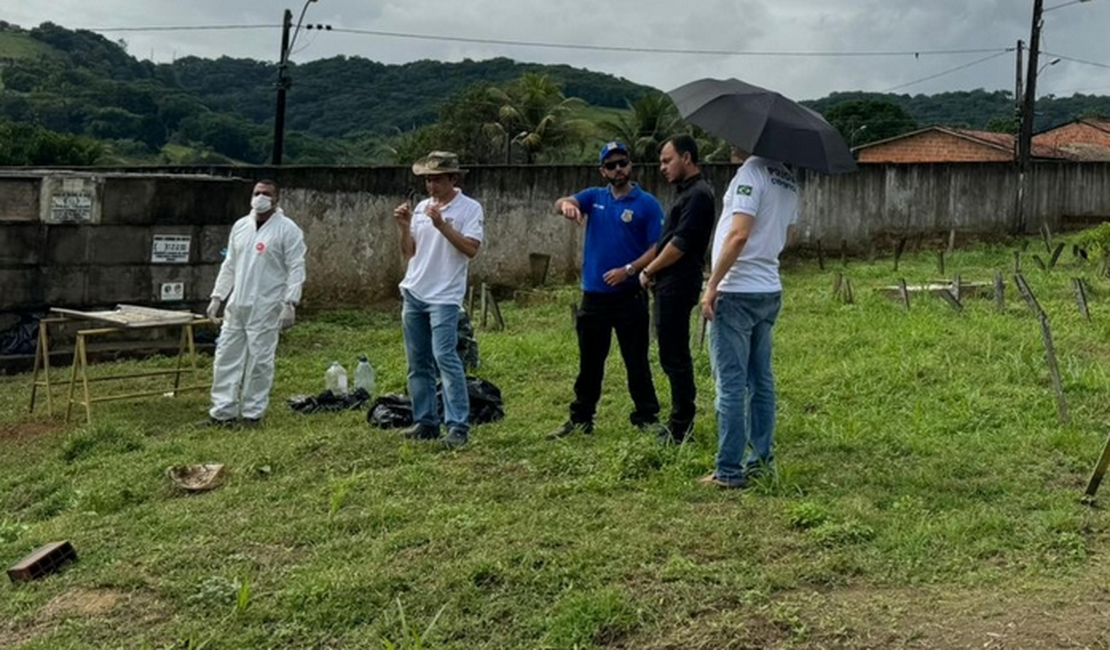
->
[665,77,855,488]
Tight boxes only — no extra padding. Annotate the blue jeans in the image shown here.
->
[401,290,469,433]
[709,292,782,485]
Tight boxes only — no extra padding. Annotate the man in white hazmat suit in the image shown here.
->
[203,179,307,427]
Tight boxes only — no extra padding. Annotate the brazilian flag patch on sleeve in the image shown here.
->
[737,185,753,196]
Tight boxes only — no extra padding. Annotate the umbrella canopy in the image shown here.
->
[668,78,857,174]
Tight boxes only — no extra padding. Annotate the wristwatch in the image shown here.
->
[625,264,637,277]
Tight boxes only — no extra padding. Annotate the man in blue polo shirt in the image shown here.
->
[548,141,664,438]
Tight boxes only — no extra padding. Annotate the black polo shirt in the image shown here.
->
[655,173,716,288]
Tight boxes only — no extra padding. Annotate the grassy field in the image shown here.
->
[0,32,59,63]
[3,238,1110,648]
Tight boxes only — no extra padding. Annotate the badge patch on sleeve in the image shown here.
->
[737,185,753,196]
[620,209,634,223]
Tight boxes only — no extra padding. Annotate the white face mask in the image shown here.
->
[251,194,274,213]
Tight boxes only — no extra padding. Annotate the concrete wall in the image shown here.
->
[3,162,1110,319]
[0,173,248,318]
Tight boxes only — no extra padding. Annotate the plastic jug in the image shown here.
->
[325,361,348,397]
[354,356,376,395]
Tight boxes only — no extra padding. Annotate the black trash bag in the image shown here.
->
[368,393,414,428]
[289,388,371,414]
[453,377,504,424]
[457,310,480,371]
[0,312,43,356]
[366,377,505,428]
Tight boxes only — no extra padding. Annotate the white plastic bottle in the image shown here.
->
[325,361,348,397]
[354,356,376,396]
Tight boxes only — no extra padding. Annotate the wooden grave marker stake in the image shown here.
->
[842,278,855,304]
[994,273,1005,313]
[486,285,506,331]
[480,282,489,328]
[893,238,907,272]
[1074,277,1091,322]
[1014,273,1045,318]
[1049,242,1066,269]
[1015,276,1068,423]
[1084,432,1110,500]
[1039,313,1069,424]
[898,278,910,312]
[938,287,963,312]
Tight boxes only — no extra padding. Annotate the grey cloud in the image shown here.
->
[6,0,1110,100]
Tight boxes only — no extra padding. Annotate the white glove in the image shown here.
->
[206,297,222,321]
[280,302,295,330]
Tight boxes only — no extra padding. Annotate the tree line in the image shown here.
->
[1,21,1109,166]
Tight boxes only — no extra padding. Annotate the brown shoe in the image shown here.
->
[698,472,747,489]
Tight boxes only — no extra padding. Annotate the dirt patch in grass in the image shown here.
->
[621,583,1110,649]
[40,588,127,617]
[0,420,62,443]
[0,588,171,648]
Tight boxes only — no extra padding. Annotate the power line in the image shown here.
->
[88,24,280,32]
[82,23,1009,58]
[881,50,1013,92]
[1040,51,1110,70]
[327,27,1009,58]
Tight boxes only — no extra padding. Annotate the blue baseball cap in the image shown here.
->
[598,141,630,164]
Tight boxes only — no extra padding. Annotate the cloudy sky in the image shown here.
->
[6,0,1110,100]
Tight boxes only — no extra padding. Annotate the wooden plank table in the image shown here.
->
[28,306,215,424]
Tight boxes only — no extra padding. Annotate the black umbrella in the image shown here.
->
[668,78,857,174]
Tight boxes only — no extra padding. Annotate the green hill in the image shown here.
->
[0,21,653,164]
[2,20,1110,165]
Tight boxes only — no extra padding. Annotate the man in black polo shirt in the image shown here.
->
[640,134,716,443]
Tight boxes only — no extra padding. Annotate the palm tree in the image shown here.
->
[600,92,682,162]
[482,74,587,164]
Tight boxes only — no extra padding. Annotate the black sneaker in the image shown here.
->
[636,421,668,437]
[195,416,235,429]
[444,428,469,449]
[402,423,441,440]
[546,420,594,440]
[239,418,262,429]
[663,420,694,444]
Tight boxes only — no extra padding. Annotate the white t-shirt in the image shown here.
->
[712,156,799,293]
[399,190,485,305]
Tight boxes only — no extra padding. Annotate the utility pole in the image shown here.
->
[271,9,293,165]
[1014,40,1024,136]
[1019,0,1043,171]
[1015,0,1043,233]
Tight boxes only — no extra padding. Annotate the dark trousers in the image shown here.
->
[654,280,699,432]
[570,287,659,426]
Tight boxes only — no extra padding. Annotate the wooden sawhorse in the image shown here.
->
[28,316,213,424]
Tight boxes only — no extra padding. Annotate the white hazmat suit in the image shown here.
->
[208,207,306,421]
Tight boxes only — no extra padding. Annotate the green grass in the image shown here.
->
[3,238,1110,648]
[0,32,59,62]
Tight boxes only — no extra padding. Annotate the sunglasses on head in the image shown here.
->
[602,158,630,171]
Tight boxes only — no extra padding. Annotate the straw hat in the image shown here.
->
[412,151,467,176]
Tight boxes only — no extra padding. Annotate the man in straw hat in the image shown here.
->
[393,151,485,449]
